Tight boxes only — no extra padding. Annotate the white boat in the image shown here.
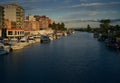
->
[9,38,24,50]
[19,37,29,47]
[3,38,10,43]
[34,35,41,43]
[48,34,54,41]
[63,31,67,37]
[9,38,18,44]
[28,36,36,44]
[55,31,63,39]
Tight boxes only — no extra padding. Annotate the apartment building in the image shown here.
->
[4,3,25,28]
[0,6,4,28]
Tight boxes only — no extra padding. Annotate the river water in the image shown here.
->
[0,32,120,83]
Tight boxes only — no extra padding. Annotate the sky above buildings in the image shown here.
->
[1,0,120,28]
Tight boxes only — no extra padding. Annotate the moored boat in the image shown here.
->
[34,35,41,43]
[19,37,29,47]
[28,36,36,44]
[9,38,24,50]
[40,35,50,43]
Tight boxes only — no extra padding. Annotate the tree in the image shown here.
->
[87,24,91,32]
[52,22,57,30]
[49,22,66,31]
[100,19,111,33]
[100,19,111,28]
[61,22,65,28]
[57,22,66,30]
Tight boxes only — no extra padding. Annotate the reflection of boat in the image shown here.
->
[11,43,24,50]
[2,38,12,52]
[93,33,99,38]
[0,43,8,55]
[3,43,12,53]
[40,35,50,43]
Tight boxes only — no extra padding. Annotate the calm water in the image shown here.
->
[0,32,120,83]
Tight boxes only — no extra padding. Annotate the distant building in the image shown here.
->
[4,3,25,28]
[24,15,53,30]
[39,16,49,29]
[31,21,40,31]
[28,15,36,21]
[24,20,32,30]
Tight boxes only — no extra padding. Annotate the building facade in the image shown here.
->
[6,28,24,38]
[0,6,4,29]
[4,3,25,28]
[24,15,53,31]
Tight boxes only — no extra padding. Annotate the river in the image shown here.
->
[0,32,120,83]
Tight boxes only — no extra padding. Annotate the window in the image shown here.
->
[18,31,19,35]
[8,31,13,35]
[15,31,17,35]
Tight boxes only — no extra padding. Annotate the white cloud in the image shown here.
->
[59,1,120,9]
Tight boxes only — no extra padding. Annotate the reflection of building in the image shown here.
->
[4,3,24,28]
[0,6,4,28]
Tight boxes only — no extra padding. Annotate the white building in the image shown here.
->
[28,15,36,21]
[6,28,24,38]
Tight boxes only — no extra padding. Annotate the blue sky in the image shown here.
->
[0,0,120,28]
